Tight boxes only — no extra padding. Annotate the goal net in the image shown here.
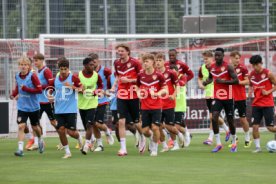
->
[4,33,276,135]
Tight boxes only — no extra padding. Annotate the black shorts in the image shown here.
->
[161,108,175,125]
[55,113,77,130]
[111,110,119,125]
[79,108,96,130]
[95,105,107,124]
[117,98,140,124]
[206,99,213,112]
[40,103,55,121]
[111,110,133,125]
[141,109,162,128]
[252,106,274,127]
[234,100,246,118]
[211,99,234,117]
[174,112,185,127]
[17,110,40,126]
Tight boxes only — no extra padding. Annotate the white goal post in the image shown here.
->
[36,32,276,133]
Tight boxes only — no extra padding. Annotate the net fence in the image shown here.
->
[1,33,276,133]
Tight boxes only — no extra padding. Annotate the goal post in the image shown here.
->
[37,32,276,133]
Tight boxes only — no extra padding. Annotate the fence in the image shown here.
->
[0,0,275,39]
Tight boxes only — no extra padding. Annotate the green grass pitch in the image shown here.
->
[0,132,275,184]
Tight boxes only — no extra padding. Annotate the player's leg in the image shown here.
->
[203,99,214,145]
[236,100,251,148]
[125,113,140,148]
[24,124,34,150]
[117,99,128,156]
[175,112,191,147]
[29,106,44,151]
[159,110,170,151]
[251,107,262,153]
[127,99,144,153]
[29,110,44,153]
[92,107,104,151]
[26,108,43,151]
[80,109,96,155]
[42,103,59,149]
[55,114,70,158]
[14,110,28,156]
[211,99,224,152]
[163,109,184,150]
[45,103,58,129]
[263,107,276,141]
[140,110,152,154]
[218,116,230,142]
[92,125,103,151]
[148,110,161,156]
[95,105,114,145]
[111,110,120,142]
[223,100,237,152]
[66,113,83,154]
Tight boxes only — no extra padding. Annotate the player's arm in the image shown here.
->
[63,73,82,91]
[110,65,119,92]
[238,67,249,86]
[21,73,42,94]
[216,65,238,85]
[95,74,105,97]
[178,76,186,86]
[120,77,137,84]
[202,71,213,86]
[248,86,254,98]
[150,74,168,97]
[120,61,140,84]
[43,68,54,89]
[262,72,276,95]
[10,84,19,99]
[135,74,142,98]
[170,71,179,100]
[197,66,205,89]
[183,63,194,82]
[155,85,168,97]
[247,74,253,98]
[238,76,249,85]
[110,75,118,93]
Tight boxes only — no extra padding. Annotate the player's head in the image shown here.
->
[116,43,131,59]
[214,47,224,63]
[141,53,155,70]
[150,51,158,57]
[230,51,241,66]
[155,52,165,69]
[202,50,213,66]
[33,53,45,68]
[18,56,31,73]
[168,49,178,63]
[83,57,94,73]
[249,55,263,72]
[88,53,100,69]
[57,57,70,77]
[137,53,145,64]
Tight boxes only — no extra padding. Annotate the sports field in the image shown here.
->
[0,132,275,184]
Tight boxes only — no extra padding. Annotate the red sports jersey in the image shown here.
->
[233,64,248,101]
[209,61,233,100]
[249,68,274,107]
[137,71,166,110]
[160,69,178,109]
[114,57,142,100]
[165,60,194,82]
